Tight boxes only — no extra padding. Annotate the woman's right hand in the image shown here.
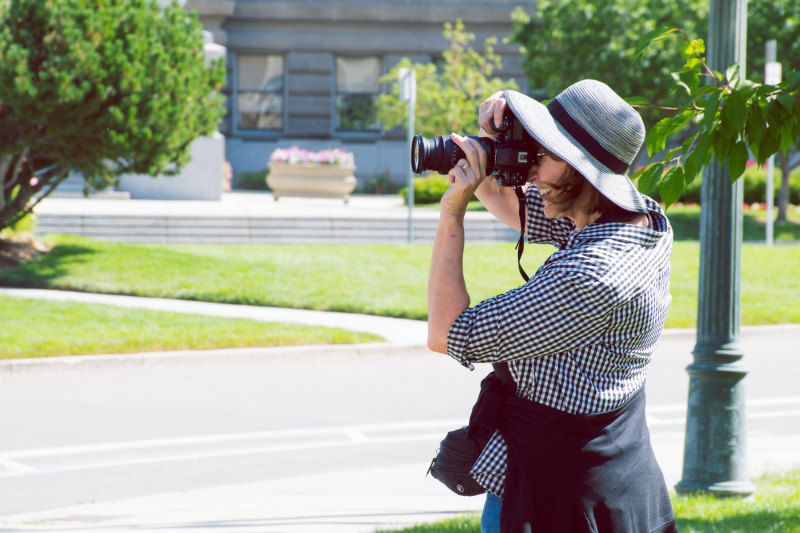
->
[478,91,509,138]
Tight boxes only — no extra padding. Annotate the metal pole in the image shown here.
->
[675,0,755,497]
[764,40,780,247]
[407,72,415,244]
[399,68,416,244]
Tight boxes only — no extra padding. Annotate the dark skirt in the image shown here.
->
[468,374,677,533]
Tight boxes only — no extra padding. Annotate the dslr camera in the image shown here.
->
[410,111,539,188]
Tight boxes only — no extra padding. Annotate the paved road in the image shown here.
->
[1,323,798,532]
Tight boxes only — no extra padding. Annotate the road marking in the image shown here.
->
[0,458,37,473]
[0,432,448,478]
[0,419,465,460]
[1,397,798,478]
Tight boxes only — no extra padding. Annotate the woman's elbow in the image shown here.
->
[427,331,447,354]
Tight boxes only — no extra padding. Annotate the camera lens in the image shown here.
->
[411,134,446,174]
[410,134,496,175]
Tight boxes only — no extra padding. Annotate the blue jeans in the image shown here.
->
[480,493,502,533]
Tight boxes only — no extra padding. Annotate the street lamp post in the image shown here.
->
[675,0,756,497]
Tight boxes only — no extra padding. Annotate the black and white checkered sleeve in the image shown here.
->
[447,267,617,366]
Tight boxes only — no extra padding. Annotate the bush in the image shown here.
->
[359,170,403,195]
[399,173,451,204]
[234,169,270,191]
[0,0,225,230]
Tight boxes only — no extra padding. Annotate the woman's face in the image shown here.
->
[528,150,584,219]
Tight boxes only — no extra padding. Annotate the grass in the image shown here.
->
[1,235,799,329]
[668,205,800,242]
[1,205,797,357]
[377,470,800,533]
[0,295,382,359]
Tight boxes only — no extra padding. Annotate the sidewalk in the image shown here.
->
[0,287,428,347]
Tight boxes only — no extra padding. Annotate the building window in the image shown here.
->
[237,54,284,131]
[336,56,380,132]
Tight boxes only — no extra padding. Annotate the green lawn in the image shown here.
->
[377,470,800,533]
[1,204,797,357]
[0,295,381,359]
[668,205,800,242]
[2,234,799,329]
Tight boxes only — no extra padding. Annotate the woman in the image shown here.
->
[427,80,677,532]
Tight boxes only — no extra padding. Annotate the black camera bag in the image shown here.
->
[426,425,487,496]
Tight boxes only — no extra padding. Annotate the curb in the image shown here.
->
[0,342,431,374]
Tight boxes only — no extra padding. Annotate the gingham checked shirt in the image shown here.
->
[446,185,673,496]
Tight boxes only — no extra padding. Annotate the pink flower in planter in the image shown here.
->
[269,146,355,167]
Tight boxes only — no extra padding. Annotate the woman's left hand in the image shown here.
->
[441,133,489,216]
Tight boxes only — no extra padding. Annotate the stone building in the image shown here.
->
[185,0,535,189]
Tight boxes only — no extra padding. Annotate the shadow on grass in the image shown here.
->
[0,243,95,286]
[676,510,800,532]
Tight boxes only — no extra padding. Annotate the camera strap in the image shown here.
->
[514,187,529,282]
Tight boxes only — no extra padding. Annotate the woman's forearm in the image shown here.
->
[427,211,470,353]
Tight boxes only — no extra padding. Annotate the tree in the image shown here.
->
[509,0,800,212]
[377,19,519,139]
[747,0,800,221]
[507,0,708,129]
[631,28,800,207]
[0,0,225,231]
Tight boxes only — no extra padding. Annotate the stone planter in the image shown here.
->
[267,163,357,203]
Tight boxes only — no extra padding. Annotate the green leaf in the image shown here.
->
[624,96,650,106]
[723,89,746,132]
[702,91,720,130]
[780,127,794,154]
[746,103,766,145]
[758,131,780,162]
[659,167,685,208]
[679,40,695,60]
[777,93,794,113]
[691,38,705,56]
[677,67,699,94]
[682,132,704,185]
[725,63,741,85]
[749,136,761,164]
[636,163,663,196]
[633,27,679,59]
[646,117,672,158]
[727,141,748,181]
[682,157,697,185]
[711,117,734,162]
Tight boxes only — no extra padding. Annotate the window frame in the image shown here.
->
[232,52,287,138]
[333,55,383,139]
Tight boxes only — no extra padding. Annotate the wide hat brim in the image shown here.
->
[504,86,648,214]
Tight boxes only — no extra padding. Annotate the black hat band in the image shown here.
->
[547,98,629,174]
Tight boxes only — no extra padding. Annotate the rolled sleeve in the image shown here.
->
[447,269,617,366]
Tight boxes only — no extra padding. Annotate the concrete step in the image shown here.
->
[35,214,519,244]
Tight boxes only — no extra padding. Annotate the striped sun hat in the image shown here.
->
[504,80,648,213]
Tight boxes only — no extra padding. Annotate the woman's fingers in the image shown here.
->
[478,91,508,135]
[451,133,487,179]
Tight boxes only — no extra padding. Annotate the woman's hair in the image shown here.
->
[558,166,615,215]
[537,147,616,216]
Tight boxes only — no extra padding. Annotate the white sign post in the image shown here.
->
[399,68,416,243]
[764,40,781,246]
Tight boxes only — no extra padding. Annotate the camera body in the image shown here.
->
[410,111,539,188]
